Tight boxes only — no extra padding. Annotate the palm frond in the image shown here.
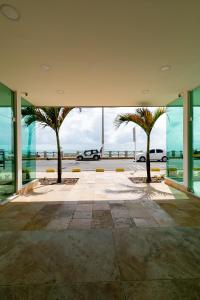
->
[136,108,153,128]
[22,106,75,132]
[58,107,74,129]
[115,113,148,133]
[150,107,166,132]
[115,107,165,135]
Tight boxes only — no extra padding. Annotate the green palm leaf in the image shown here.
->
[115,107,165,183]
[21,106,75,183]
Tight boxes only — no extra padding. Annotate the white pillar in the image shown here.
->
[14,91,22,192]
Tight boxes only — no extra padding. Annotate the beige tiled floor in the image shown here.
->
[1,171,200,299]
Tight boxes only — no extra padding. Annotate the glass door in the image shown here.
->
[0,83,16,201]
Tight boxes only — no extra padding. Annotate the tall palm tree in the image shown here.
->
[22,107,74,183]
[115,107,165,183]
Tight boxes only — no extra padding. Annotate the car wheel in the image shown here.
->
[77,156,83,161]
[93,155,99,160]
[162,156,167,162]
[139,156,146,162]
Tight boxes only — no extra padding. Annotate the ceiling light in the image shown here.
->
[142,89,150,94]
[40,64,51,71]
[56,90,64,94]
[160,65,172,72]
[0,4,20,21]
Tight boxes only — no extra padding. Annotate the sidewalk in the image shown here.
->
[18,170,184,202]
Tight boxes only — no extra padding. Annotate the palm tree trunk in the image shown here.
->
[55,129,62,183]
[146,134,151,183]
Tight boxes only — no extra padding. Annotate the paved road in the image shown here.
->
[36,159,166,172]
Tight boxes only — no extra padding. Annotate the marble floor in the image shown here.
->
[1,172,200,299]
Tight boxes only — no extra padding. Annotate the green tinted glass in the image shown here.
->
[166,97,183,182]
[0,83,15,200]
[191,87,200,196]
[21,98,36,185]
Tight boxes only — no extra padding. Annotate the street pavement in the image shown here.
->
[36,159,166,172]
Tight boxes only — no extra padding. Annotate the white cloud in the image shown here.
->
[36,107,166,152]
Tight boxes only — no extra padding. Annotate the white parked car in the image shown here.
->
[76,149,101,161]
[135,149,167,162]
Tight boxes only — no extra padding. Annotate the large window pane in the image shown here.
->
[191,88,200,196]
[21,98,36,185]
[166,97,183,182]
[0,83,15,200]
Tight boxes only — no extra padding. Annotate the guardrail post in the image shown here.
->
[44,151,47,158]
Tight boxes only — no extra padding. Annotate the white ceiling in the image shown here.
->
[1,0,200,107]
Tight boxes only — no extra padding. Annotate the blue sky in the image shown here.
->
[36,107,166,152]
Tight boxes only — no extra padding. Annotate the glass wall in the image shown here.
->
[21,98,36,185]
[191,88,200,196]
[0,83,16,201]
[166,97,184,182]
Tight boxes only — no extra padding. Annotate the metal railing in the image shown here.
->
[27,150,137,159]
[20,150,195,160]
[167,151,183,158]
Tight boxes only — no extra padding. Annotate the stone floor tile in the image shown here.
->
[77,201,94,204]
[123,279,200,300]
[57,203,77,212]
[91,210,114,229]
[156,200,200,227]
[46,217,72,230]
[93,203,110,210]
[68,218,91,229]
[0,230,120,285]
[111,208,130,218]
[128,207,152,218]
[74,210,92,219]
[0,202,46,231]
[113,217,134,229]
[76,204,93,211]
[109,200,125,204]
[145,207,175,227]
[133,217,159,227]
[23,204,62,230]
[54,206,75,219]
[0,282,125,300]
[114,227,200,281]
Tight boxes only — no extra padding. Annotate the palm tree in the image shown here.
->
[22,107,74,183]
[115,107,165,183]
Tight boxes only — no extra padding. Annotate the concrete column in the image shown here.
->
[183,91,193,191]
[14,91,22,192]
